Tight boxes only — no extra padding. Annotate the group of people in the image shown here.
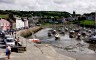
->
[3,28,23,59]
[5,37,21,59]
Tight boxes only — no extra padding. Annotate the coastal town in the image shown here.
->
[0,10,96,60]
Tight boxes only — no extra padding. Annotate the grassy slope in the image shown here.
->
[0,14,8,18]
[80,20,94,26]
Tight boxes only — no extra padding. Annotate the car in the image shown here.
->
[89,35,96,41]
[4,38,15,47]
[4,35,12,39]
[0,31,5,38]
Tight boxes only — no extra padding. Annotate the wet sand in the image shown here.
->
[54,47,96,60]
[34,28,96,60]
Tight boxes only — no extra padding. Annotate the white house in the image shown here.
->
[16,18,24,29]
[16,17,28,29]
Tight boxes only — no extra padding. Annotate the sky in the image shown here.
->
[0,0,96,14]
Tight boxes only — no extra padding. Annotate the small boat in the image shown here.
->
[48,32,52,37]
[55,34,60,40]
[89,35,96,42]
[29,39,41,43]
[29,33,41,44]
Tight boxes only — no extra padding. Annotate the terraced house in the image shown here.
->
[0,14,16,31]
[0,19,10,31]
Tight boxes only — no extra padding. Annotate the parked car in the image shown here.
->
[4,35,12,39]
[0,31,5,38]
[4,38,15,47]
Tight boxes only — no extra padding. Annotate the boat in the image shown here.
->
[89,34,96,42]
[29,33,41,44]
[29,38,41,43]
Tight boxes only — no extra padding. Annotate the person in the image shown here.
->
[14,31,16,39]
[77,33,81,40]
[6,45,11,59]
[16,37,22,46]
[15,37,20,46]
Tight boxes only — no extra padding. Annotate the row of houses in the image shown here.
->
[27,12,96,27]
[0,17,28,31]
[64,11,96,21]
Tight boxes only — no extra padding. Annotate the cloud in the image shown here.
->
[0,0,15,4]
[0,0,96,14]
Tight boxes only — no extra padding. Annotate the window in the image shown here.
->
[0,23,4,26]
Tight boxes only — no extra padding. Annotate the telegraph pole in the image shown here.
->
[95,11,96,32]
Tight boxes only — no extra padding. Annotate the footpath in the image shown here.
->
[0,27,76,60]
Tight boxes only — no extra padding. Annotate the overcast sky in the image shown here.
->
[0,0,96,14]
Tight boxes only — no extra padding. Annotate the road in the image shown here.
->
[0,38,6,59]
[0,38,5,51]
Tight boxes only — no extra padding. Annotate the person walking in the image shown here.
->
[6,45,11,59]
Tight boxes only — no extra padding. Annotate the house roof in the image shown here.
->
[0,19,10,24]
[6,18,16,23]
[16,17,28,22]
[9,19,16,23]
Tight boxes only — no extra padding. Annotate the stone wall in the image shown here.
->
[20,26,42,38]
